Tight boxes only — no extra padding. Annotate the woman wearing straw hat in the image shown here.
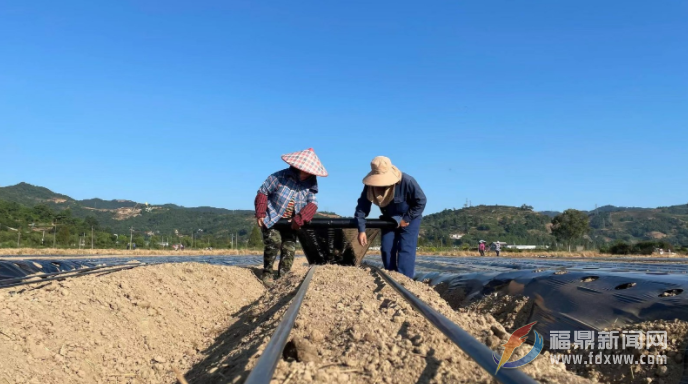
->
[254,148,327,285]
[354,156,426,278]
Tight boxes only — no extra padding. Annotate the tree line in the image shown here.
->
[0,201,250,249]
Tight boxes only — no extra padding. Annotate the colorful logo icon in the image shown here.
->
[492,321,544,373]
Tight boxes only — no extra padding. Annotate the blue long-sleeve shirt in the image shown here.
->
[354,173,426,233]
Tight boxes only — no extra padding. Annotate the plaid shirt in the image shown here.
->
[258,167,318,229]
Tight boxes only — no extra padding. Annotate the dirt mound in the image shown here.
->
[4,261,682,383]
[466,293,688,384]
[0,263,265,384]
[184,263,311,384]
[463,293,534,332]
[556,320,688,384]
[228,265,590,384]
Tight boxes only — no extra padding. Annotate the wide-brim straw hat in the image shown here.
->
[281,148,328,177]
[362,156,402,186]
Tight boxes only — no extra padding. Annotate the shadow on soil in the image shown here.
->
[183,268,303,384]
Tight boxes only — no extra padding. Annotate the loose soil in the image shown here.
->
[1,248,684,258]
[1,261,684,383]
[464,293,688,384]
[0,263,265,384]
[200,265,591,384]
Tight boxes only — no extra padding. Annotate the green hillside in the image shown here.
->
[1,182,687,249]
[0,182,73,207]
[0,183,341,249]
[421,205,555,247]
[421,203,688,248]
[588,205,688,245]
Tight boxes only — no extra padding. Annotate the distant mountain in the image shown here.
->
[0,183,339,239]
[421,205,555,247]
[588,204,688,245]
[78,198,138,210]
[422,203,688,247]
[0,182,73,207]
[1,183,686,247]
[589,205,647,214]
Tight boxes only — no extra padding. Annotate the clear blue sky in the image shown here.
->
[1,1,686,216]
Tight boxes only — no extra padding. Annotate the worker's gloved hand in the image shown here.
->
[291,214,305,230]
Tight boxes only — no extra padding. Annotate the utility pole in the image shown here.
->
[17,231,21,247]
[53,221,57,247]
[129,227,134,250]
[91,226,94,249]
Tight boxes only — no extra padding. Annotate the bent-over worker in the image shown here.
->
[354,156,426,278]
[254,148,327,285]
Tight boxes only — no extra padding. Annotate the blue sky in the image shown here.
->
[1,0,686,216]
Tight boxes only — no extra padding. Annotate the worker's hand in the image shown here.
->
[400,219,410,228]
[358,232,368,246]
[291,215,305,230]
[256,218,265,228]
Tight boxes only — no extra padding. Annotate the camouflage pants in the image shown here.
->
[263,227,297,276]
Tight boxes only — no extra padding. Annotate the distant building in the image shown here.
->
[504,244,550,250]
[449,233,464,240]
[505,245,537,250]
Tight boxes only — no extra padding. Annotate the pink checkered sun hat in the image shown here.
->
[281,148,328,177]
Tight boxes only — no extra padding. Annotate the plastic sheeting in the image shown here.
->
[413,267,688,346]
[0,259,96,285]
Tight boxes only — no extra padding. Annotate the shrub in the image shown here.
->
[609,242,633,255]
[632,241,659,255]
[607,240,673,255]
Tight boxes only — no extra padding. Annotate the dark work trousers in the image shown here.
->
[262,227,297,276]
[380,217,421,278]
